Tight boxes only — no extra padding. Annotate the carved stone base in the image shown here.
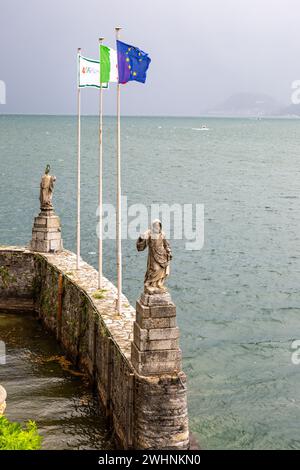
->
[131,293,182,376]
[140,291,172,306]
[144,285,168,295]
[30,211,63,253]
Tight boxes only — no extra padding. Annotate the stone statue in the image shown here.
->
[40,164,56,212]
[137,219,172,294]
[30,164,63,253]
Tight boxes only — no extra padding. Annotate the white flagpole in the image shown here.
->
[98,38,104,289]
[76,47,81,270]
[115,26,122,314]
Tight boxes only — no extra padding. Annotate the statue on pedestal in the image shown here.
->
[137,219,172,294]
[30,164,63,253]
[132,222,182,377]
[39,164,56,212]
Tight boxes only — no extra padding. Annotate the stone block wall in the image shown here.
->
[0,249,35,300]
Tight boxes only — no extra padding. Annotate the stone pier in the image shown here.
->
[131,293,189,449]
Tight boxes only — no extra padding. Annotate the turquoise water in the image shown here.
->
[0,115,300,449]
[0,312,114,449]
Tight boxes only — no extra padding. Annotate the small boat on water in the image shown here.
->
[192,124,210,131]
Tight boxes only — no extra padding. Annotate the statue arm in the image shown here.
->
[136,229,150,252]
[50,176,56,191]
[136,237,147,252]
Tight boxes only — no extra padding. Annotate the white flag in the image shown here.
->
[78,55,108,89]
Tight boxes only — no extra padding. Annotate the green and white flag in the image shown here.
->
[78,55,108,89]
[100,45,118,83]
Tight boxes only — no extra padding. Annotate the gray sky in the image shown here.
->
[1,0,300,115]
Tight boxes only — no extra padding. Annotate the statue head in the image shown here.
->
[45,164,51,175]
[152,219,162,235]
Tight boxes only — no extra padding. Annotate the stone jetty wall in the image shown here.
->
[0,247,189,450]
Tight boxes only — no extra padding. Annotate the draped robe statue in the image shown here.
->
[39,164,56,211]
[137,220,172,294]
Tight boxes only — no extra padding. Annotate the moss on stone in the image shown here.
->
[0,266,17,288]
[92,289,107,300]
[99,322,110,338]
[40,290,53,317]
[32,275,42,300]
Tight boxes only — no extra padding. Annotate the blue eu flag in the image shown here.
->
[117,40,151,84]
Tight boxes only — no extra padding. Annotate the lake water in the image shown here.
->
[0,115,300,449]
[0,312,113,449]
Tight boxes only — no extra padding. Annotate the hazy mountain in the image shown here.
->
[207,93,282,117]
[278,103,300,117]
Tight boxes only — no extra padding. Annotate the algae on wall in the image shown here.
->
[0,266,16,289]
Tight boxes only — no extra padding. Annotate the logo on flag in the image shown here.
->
[78,55,108,89]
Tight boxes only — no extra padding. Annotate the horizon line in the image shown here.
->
[1,113,300,119]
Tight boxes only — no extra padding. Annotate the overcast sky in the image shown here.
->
[1,0,300,115]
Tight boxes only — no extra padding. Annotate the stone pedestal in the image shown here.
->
[131,292,182,376]
[30,210,63,253]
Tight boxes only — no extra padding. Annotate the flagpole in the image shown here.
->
[76,47,81,270]
[98,37,104,289]
[115,26,122,314]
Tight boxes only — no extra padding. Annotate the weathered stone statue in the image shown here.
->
[40,164,56,212]
[30,165,63,253]
[137,219,172,294]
